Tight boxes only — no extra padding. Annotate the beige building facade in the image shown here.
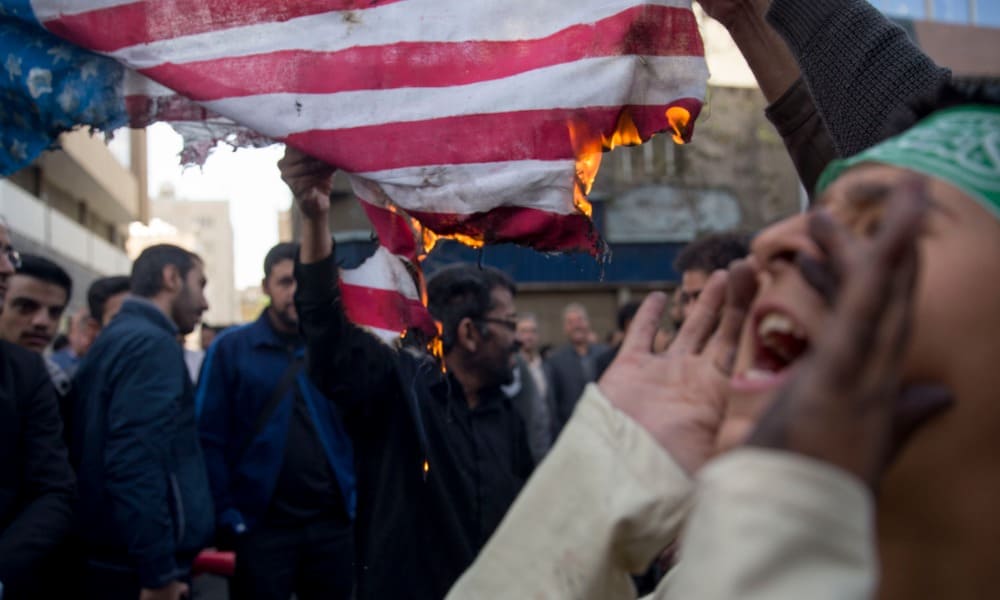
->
[127,186,239,326]
[1,129,147,311]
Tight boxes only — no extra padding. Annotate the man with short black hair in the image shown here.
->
[0,220,75,600]
[198,241,355,600]
[279,147,533,600]
[673,232,750,323]
[72,244,213,600]
[87,275,130,328]
[0,254,72,353]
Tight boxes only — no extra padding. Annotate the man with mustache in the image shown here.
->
[279,147,534,600]
[447,0,998,592]
[0,254,72,354]
[0,221,75,600]
[448,113,971,598]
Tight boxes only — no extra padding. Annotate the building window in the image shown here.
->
[872,0,926,19]
[934,0,969,23]
[874,0,1000,27]
[977,1,1000,27]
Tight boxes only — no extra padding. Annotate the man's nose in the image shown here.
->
[32,312,54,329]
[751,212,822,274]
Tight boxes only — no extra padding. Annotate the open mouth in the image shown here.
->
[747,308,811,381]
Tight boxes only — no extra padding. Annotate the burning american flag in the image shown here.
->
[1,0,707,340]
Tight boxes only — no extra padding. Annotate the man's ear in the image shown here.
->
[261,276,269,296]
[162,264,181,293]
[456,317,479,353]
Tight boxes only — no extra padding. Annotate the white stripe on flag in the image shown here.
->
[350,160,579,216]
[99,0,691,68]
[340,246,421,298]
[30,0,135,21]
[199,56,707,138]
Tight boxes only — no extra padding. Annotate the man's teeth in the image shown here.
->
[745,368,776,381]
[757,313,805,339]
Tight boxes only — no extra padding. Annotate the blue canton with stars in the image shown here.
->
[1,0,128,176]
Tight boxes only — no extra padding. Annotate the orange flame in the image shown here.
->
[605,111,644,149]
[666,106,692,145]
[429,321,446,371]
[570,110,644,216]
[419,224,484,257]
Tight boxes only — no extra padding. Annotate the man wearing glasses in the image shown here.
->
[280,147,534,600]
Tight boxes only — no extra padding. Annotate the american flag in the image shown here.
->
[1,0,707,341]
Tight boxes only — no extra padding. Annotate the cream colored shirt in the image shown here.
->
[448,384,876,600]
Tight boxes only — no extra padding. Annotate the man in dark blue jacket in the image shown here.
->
[197,242,355,600]
[72,244,213,600]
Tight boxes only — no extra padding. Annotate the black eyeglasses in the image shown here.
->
[476,317,517,332]
[0,245,21,269]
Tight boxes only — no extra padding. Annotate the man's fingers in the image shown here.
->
[872,177,928,267]
[867,238,919,375]
[706,260,757,374]
[618,291,668,357]
[807,210,851,279]
[669,270,728,356]
[279,145,337,190]
[796,253,838,306]
[830,182,926,371]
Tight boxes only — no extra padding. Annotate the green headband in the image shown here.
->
[816,105,1000,220]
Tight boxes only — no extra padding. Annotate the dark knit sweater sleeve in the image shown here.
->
[764,77,838,196]
[767,0,951,157]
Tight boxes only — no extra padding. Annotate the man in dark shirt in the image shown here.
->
[279,147,534,600]
[0,220,75,600]
[197,242,354,600]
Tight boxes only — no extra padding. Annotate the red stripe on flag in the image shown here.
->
[407,206,600,254]
[43,0,406,53]
[361,202,420,261]
[137,6,701,100]
[285,104,689,173]
[340,282,436,336]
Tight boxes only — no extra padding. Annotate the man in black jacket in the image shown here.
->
[0,220,75,600]
[279,147,534,600]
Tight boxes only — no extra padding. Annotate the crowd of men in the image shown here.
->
[2,0,1000,599]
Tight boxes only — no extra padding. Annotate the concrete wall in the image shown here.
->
[912,20,1000,77]
[0,179,132,312]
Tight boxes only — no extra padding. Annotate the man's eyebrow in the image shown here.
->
[844,182,893,209]
[844,179,953,219]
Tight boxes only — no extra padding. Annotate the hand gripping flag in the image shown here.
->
[1,0,708,341]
